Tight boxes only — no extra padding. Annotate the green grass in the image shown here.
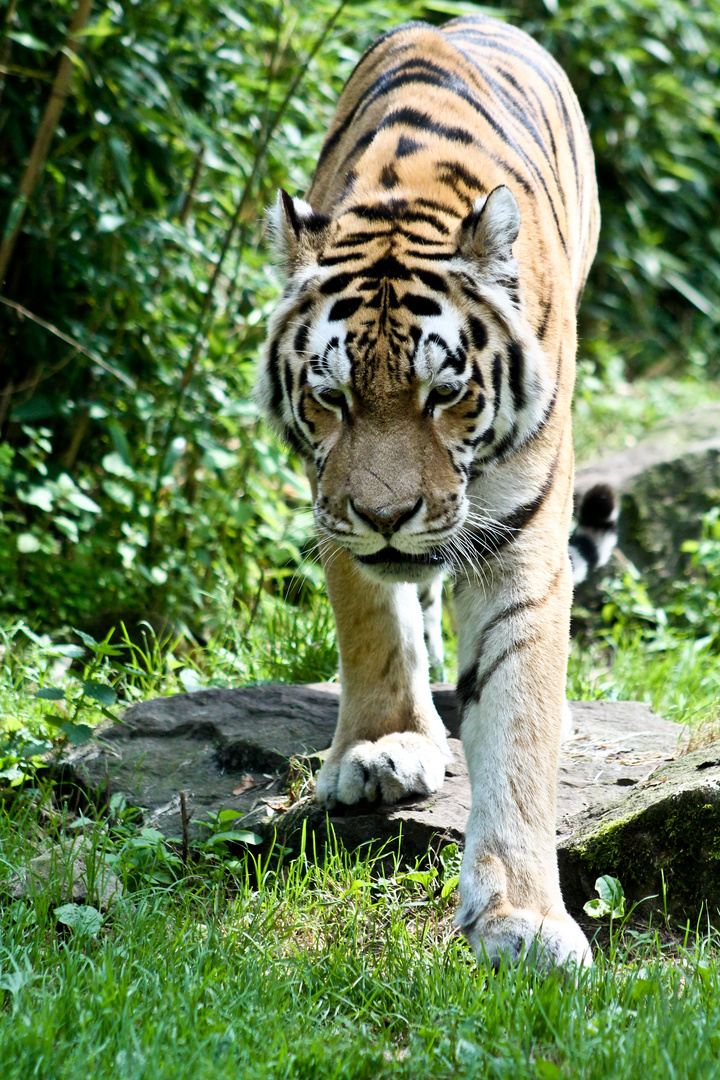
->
[572,369,720,465]
[2,607,720,1079]
[3,381,720,1078]
[2,810,720,1080]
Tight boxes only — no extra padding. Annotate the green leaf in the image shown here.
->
[54,904,103,936]
[97,213,127,234]
[36,688,65,701]
[66,490,101,514]
[205,830,263,846]
[440,876,460,900]
[61,723,93,747]
[17,533,41,553]
[48,644,86,658]
[535,1060,563,1080]
[217,809,244,822]
[664,272,715,317]
[20,486,53,511]
[82,682,117,707]
[8,32,51,52]
[108,136,133,197]
[584,875,626,919]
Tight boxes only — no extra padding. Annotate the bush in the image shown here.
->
[1,0,719,629]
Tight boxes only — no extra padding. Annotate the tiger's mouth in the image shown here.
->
[355,547,445,567]
[353,545,446,583]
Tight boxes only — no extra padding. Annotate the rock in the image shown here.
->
[61,682,714,920]
[63,684,343,840]
[9,838,123,910]
[575,404,720,587]
[558,745,720,921]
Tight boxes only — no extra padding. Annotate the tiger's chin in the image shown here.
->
[353,546,446,584]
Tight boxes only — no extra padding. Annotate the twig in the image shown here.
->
[178,148,204,225]
[0,294,135,389]
[180,791,188,872]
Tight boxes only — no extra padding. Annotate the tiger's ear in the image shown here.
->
[457,185,520,265]
[268,189,330,268]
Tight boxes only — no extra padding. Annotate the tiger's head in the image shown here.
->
[258,186,552,583]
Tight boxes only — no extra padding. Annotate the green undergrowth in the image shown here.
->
[572,368,720,465]
[1,811,720,1080]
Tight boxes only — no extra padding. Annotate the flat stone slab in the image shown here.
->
[63,685,688,900]
[559,744,720,921]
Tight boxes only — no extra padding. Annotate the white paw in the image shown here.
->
[455,899,591,971]
[316,732,451,809]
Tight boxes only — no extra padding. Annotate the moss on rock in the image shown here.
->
[558,746,720,922]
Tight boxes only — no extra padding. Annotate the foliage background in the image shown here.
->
[1,0,719,633]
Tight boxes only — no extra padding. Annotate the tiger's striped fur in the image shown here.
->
[259,14,602,969]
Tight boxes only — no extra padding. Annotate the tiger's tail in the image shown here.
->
[569,483,618,585]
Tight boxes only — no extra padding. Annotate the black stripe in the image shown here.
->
[378,106,474,145]
[318,252,363,267]
[403,294,442,317]
[458,636,539,709]
[537,298,552,341]
[320,271,356,296]
[328,296,363,321]
[379,163,400,189]
[294,324,309,355]
[359,253,413,282]
[414,268,447,292]
[476,566,563,649]
[267,339,283,414]
[348,201,451,235]
[435,160,484,205]
[396,134,424,157]
[334,231,390,248]
[507,340,525,411]
[569,533,598,574]
[467,451,560,560]
[468,316,487,352]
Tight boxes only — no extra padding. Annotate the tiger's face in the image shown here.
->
[260,187,552,584]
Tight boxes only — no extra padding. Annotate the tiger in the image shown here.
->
[258,13,616,969]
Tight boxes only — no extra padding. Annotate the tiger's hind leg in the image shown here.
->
[418,574,444,681]
[315,544,452,809]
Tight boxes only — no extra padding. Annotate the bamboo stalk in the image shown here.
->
[0,0,94,284]
[0,0,20,111]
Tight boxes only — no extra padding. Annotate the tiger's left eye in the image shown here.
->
[433,384,458,398]
[319,388,345,406]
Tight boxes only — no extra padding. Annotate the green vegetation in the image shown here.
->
[2,0,720,629]
[3,3,720,1076]
[3,800,720,1080]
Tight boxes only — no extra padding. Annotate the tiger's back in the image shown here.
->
[309,15,598,336]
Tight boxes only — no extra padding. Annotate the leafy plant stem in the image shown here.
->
[0,0,95,282]
[146,0,347,561]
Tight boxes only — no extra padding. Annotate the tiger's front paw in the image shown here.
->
[315,732,451,809]
[455,898,591,972]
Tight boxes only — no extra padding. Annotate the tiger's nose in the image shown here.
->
[349,497,423,535]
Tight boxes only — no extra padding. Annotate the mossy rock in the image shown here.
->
[576,404,720,591]
[558,745,720,923]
